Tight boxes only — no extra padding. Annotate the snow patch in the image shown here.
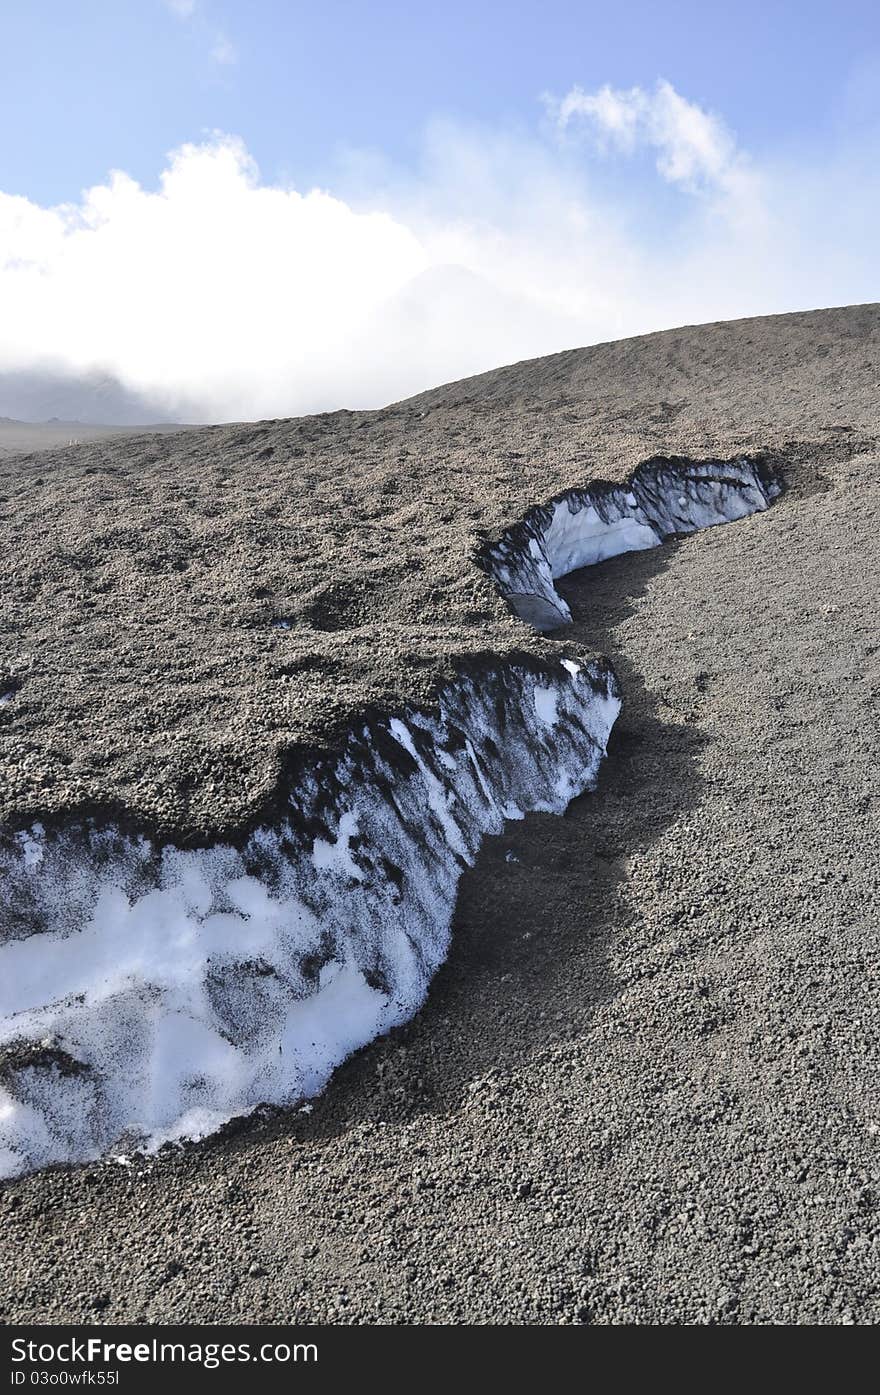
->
[311,811,364,881]
[483,455,780,630]
[0,659,618,1177]
[533,685,559,726]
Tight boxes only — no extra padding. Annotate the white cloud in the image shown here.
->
[210,32,236,66]
[165,0,197,18]
[554,79,744,193]
[0,82,877,422]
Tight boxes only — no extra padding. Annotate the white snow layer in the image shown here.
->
[0,662,619,1177]
[0,455,778,1176]
[483,456,780,629]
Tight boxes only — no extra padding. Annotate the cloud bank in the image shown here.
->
[0,81,877,423]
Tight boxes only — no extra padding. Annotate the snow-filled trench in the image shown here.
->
[481,455,781,629]
[0,454,779,1177]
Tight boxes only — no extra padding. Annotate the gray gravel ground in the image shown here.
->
[2,435,878,1324]
[0,419,182,464]
[2,304,878,841]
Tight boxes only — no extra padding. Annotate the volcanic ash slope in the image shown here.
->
[0,303,878,1177]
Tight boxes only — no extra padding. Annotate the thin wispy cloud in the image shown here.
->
[553,80,740,192]
[0,81,876,422]
[164,0,235,69]
[210,32,237,66]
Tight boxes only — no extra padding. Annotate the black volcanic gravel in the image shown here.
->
[1,304,878,840]
[1,305,879,1324]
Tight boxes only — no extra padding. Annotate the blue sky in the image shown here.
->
[1,2,878,420]
[2,1,879,203]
